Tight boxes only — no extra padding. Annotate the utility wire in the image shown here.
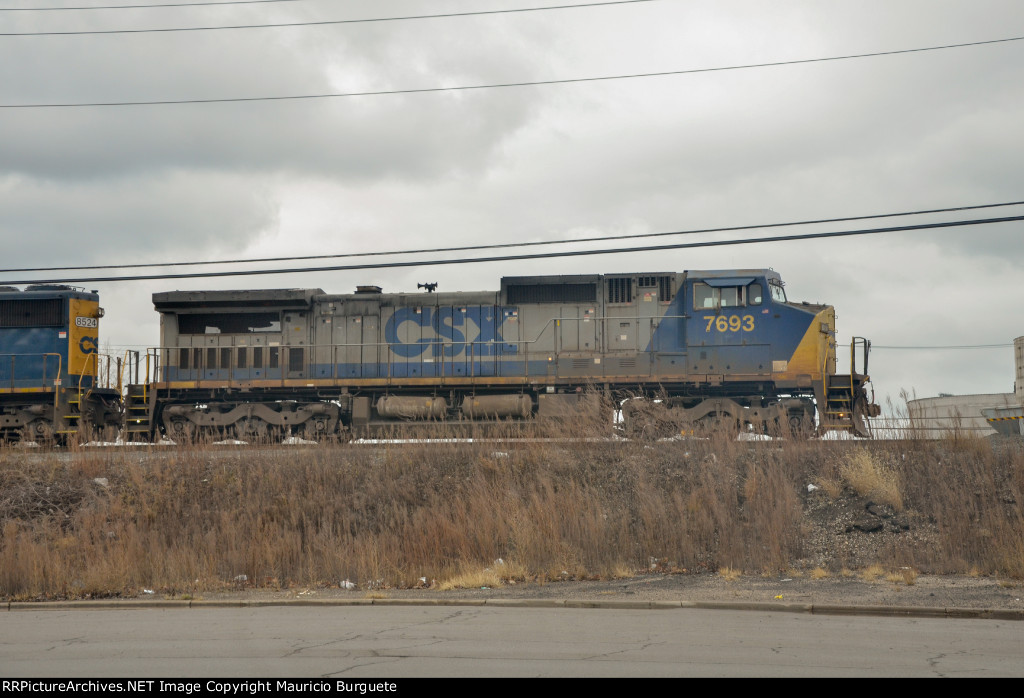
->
[3,200,1021,274]
[2,0,303,9]
[4,35,1020,108]
[873,344,1014,349]
[2,214,1020,285]
[0,0,658,32]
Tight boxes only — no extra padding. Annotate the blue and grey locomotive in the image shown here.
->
[134,269,878,440]
[0,285,121,443]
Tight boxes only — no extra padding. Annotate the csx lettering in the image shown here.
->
[75,316,98,328]
[704,315,755,333]
[384,307,517,357]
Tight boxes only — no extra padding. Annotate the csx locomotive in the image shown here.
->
[114,269,879,441]
[0,285,121,443]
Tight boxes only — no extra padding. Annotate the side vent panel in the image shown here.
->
[607,278,633,304]
[506,283,597,304]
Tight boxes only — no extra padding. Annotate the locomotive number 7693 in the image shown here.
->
[704,315,755,332]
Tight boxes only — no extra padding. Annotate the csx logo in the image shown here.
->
[384,306,517,358]
[75,316,98,328]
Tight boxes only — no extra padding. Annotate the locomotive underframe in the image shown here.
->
[0,388,122,444]
[140,373,834,441]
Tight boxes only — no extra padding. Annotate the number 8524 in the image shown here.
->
[704,315,755,332]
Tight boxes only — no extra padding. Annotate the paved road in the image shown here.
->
[3,604,1022,677]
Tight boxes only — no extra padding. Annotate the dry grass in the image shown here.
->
[1,429,1022,600]
[886,568,917,586]
[840,449,903,511]
[718,567,741,582]
[810,567,829,580]
[436,568,505,591]
[861,564,886,582]
[435,559,532,590]
[816,477,843,499]
[610,563,635,579]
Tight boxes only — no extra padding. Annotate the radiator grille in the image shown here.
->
[607,278,633,304]
[0,299,63,328]
[506,283,596,304]
[639,275,674,302]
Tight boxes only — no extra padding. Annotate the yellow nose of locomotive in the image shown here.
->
[775,305,837,383]
[68,297,101,380]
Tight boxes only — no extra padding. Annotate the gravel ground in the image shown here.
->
[186,572,1024,611]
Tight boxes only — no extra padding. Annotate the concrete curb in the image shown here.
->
[6,597,1023,620]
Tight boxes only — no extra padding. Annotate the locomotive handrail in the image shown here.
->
[851,337,870,377]
[115,349,142,395]
[0,352,63,414]
[72,351,102,413]
[1,352,62,392]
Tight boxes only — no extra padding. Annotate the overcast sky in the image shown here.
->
[2,0,1022,408]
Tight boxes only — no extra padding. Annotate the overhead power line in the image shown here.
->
[2,214,1020,285]
[874,344,1014,350]
[3,200,1021,275]
[2,0,303,9]
[3,35,1020,108]
[0,0,658,32]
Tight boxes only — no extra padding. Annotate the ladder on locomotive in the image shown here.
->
[123,350,154,441]
[822,337,872,435]
[56,355,90,439]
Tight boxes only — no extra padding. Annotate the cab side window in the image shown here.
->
[694,283,717,309]
[694,282,755,310]
[748,283,763,306]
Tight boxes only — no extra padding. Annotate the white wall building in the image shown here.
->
[904,335,1023,439]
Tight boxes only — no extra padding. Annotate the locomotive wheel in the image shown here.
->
[23,419,55,446]
[623,400,677,441]
[168,418,196,444]
[234,416,269,443]
[696,413,740,440]
[788,414,814,440]
[296,417,330,442]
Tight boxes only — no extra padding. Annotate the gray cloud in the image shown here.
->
[0,171,277,265]
[3,0,1022,406]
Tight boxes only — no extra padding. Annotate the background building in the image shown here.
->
[904,336,1023,438]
